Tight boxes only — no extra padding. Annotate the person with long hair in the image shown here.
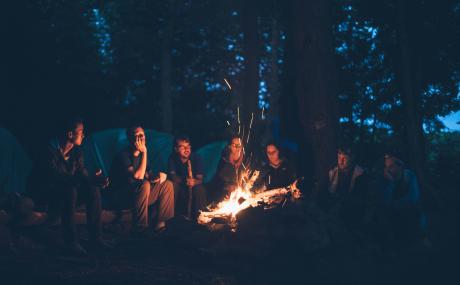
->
[256,142,297,191]
[210,135,245,201]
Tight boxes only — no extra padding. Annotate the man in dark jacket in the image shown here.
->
[319,146,368,227]
[28,118,109,254]
[168,135,206,219]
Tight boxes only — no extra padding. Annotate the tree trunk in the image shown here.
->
[239,0,260,122]
[160,1,175,133]
[291,0,339,183]
[396,0,427,189]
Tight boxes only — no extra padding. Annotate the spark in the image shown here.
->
[224,78,232,90]
[237,106,240,124]
[246,112,254,144]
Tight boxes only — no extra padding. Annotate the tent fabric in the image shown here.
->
[0,127,224,195]
[83,128,226,184]
[83,128,174,176]
[196,141,226,183]
[0,128,32,193]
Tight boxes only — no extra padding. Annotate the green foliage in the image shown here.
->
[427,132,460,187]
[335,0,460,145]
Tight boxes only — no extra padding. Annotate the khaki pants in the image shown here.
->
[113,180,174,228]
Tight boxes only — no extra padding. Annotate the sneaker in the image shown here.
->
[154,226,167,234]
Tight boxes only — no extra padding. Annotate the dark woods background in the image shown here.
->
[2,0,460,199]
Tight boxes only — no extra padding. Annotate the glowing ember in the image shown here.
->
[199,108,301,227]
[198,172,301,225]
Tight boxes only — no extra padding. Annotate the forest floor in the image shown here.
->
[1,199,459,285]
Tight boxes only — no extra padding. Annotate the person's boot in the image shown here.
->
[153,221,167,235]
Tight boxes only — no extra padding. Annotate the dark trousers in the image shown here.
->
[47,183,102,244]
[373,205,423,248]
[172,182,206,218]
[112,180,174,228]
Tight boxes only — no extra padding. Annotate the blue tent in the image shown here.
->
[0,128,32,193]
[83,128,226,183]
[195,141,226,183]
[83,128,173,176]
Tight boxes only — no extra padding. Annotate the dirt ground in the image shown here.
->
[1,201,459,285]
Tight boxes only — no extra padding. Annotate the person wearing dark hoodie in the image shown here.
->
[255,142,297,191]
[210,136,245,202]
[27,117,110,254]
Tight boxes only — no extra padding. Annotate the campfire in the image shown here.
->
[198,170,301,226]
[197,104,302,228]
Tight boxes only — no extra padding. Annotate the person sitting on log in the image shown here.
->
[27,117,110,254]
[167,135,206,219]
[374,150,427,248]
[108,125,174,235]
[318,145,368,227]
[210,135,246,202]
[255,142,297,192]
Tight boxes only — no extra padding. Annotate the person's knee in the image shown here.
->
[136,180,151,198]
[162,180,174,194]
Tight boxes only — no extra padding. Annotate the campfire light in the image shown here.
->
[198,170,301,226]
[200,106,301,228]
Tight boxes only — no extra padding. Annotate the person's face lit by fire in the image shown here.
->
[266,144,280,166]
[68,123,85,146]
[175,140,191,160]
[128,127,146,152]
[337,151,352,171]
[384,156,404,181]
[229,138,242,160]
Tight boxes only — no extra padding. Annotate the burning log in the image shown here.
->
[197,180,301,225]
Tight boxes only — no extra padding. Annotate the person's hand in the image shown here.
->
[135,136,147,153]
[159,172,167,184]
[290,180,301,199]
[186,178,196,188]
[95,169,110,189]
[151,172,167,184]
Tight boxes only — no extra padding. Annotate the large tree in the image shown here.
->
[290,0,340,182]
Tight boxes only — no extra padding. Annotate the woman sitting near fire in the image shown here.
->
[256,142,297,191]
[210,135,246,202]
